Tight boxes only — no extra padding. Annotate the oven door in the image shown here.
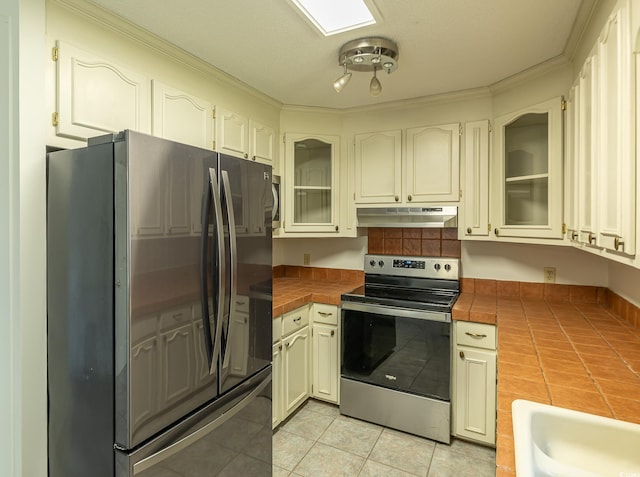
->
[341,302,451,401]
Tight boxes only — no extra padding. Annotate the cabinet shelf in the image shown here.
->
[294,186,332,191]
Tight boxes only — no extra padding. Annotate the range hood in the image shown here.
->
[357,206,458,228]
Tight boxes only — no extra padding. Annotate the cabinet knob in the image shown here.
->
[466,227,472,234]
[407,195,412,202]
[459,351,465,359]
[588,232,596,245]
[571,231,578,240]
[252,155,256,161]
[331,330,335,337]
[335,225,339,232]
[279,344,282,351]
[285,342,290,348]
[494,228,499,236]
[614,236,624,251]
[293,316,301,323]
[244,153,248,159]
[394,195,399,202]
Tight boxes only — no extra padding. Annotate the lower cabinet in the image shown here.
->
[283,326,311,416]
[272,303,341,428]
[311,304,339,404]
[452,321,497,446]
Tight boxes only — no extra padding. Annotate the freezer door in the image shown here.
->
[115,131,221,449]
[218,156,273,395]
[115,366,272,477]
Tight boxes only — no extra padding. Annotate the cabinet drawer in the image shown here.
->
[273,316,282,343]
[282,305,310,337]
[456,321,496,350]
[313,304,338,326]
[234,295,250,313]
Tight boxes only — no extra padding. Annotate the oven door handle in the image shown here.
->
[341,302,451,323]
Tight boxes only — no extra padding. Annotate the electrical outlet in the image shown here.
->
[543,267,556,283]
[303,253,311,266]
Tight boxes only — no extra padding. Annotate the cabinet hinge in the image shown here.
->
[561,99,567,111]
[283,133,286,144]
[488,121,492,133]
[562,223,567,234]
[211,107,216,119]
[52,112,59,127]
[459,189,462,199]
[487,223,491,232]
[212,140,216,150]
[52,47,58,62]
[459,124,463,136]
[353,192,356,201]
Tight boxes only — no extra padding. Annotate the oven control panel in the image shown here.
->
[365,254,459,279]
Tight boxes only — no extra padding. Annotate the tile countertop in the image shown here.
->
[453,285,640,477]
[272,276,362,317]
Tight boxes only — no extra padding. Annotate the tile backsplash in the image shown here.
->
[367,227,460,258]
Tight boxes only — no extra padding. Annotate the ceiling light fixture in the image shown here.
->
[334,37,399,96]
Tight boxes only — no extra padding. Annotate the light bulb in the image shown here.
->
[333,64,352,93]
[370,68,382,96]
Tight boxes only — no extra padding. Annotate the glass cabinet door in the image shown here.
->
[284,133,339,233]
[493,97,563,239]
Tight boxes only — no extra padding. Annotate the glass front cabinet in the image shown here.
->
[492,97,564,239]
[283,133,340,233]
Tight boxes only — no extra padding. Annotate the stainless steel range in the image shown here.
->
[340,254,460,444]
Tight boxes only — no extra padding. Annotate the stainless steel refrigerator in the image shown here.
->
[47,130,273,477]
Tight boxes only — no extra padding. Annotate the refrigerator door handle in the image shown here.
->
[208,168,226,375]
[271,182,279,221]
[221,170,238,332]
[199,170,214,365]
[131,372,271,475]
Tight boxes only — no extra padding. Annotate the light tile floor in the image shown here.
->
[273,399,496,477]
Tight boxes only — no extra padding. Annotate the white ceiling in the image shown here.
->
[89,0,586,109]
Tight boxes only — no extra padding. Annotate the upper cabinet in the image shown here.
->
[565,0,636,259]
[283,133,340,233]
[152,80,213,149]
[492,97,564,239]
[354,123,461,206]
[354,130,402,203]
[462,120,490,237]
[405,124,461,203]
[596,0,635,255]
[54,41,151,141]
[215,107,276,165]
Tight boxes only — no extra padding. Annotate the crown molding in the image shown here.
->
[563,0,601,62]
[50,0,283,109]
[489,55,570,95]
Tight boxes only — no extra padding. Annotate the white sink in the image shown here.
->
[512,399,640,477]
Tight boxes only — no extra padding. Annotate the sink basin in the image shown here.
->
[512,399,640,477]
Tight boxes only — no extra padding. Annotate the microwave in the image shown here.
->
[272,175,281,229]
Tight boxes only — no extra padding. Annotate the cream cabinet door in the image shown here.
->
[55,41,150,140]
[597,0,635,255]
[215,107,249,159]
[577,55,599,246]
[311,323,338,404]
[492,97,564,239]
[282,326,310,417]
[354,130,402,204]
[284,133,340,233]
[151,81,212,149]
[463,120,490,237]
[454,346,496,445]
[405,123,460,203]
[250,120,276,165]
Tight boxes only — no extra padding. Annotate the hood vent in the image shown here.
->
[357,206,458,228]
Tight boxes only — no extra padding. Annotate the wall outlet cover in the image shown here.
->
[543,267,556,283]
